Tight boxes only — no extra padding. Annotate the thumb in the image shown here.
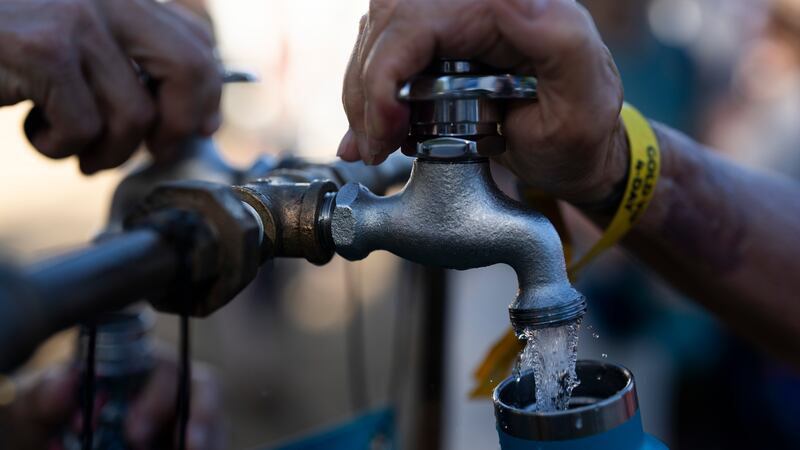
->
[0,66,30,107]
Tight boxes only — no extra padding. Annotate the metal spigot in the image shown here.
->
[327,60,586,332]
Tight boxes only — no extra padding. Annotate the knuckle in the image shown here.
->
[362,64,379,98]
[72,120,102,146]
[368,0,398,21]
[176,46,217,82]
[53,0,94,26]
[68,111,102,142]
[163,109,197,138]
[53,0,87,16]
[22,30,73,66]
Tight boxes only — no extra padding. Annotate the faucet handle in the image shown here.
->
[398,73,537,102]
[398,60,537,159]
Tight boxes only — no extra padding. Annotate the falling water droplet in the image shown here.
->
[601,353,608,359]
[592,332,600,339]
[575,417,583,430]
[517,319,582,412]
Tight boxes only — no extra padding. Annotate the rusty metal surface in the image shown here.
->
[128,181,261,316]
[235,180,337,265]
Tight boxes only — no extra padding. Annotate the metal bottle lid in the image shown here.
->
[494,360,639,441]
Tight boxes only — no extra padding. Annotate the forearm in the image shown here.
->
[598,123,800,362]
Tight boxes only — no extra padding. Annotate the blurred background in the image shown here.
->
[2,0,800,448]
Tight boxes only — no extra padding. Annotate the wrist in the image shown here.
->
[569,118,630,215]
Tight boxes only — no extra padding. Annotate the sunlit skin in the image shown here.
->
[338,0,800,364]
[0,0,222,174]
[0,352,224,450]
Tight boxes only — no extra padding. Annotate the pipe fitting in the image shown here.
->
[126,181,261,316]
[235,179,338,265]
[329,158,585,332]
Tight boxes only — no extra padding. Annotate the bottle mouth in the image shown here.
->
[493,360,638,441]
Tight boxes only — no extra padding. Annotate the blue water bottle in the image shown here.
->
[494,360,668,450]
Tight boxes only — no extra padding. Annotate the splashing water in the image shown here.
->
[513,319,581,412]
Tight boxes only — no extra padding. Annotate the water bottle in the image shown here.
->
[61,309,156,450]
[494,360,668,450]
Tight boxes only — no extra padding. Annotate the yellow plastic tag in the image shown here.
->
[568,103,661,275]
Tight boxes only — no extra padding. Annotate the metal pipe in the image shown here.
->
[329,158,586,334]
[25,229,179,323]
[0,230,178,372]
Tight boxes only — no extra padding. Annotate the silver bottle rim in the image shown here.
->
[493,360,639,441]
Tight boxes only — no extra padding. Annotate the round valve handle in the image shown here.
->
[398,73,537,101]
[398,59,537,101]
[398,60,538,159]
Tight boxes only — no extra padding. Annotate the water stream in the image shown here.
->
[513,319,581,412]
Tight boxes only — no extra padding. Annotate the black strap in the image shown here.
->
[176,314,191,450]
[81,324,97,450]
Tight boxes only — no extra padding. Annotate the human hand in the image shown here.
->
[0,353,224,450]
[0,0,222,174]
[338,0,629,206]
[0,367,79,449]
[125,352,224,450]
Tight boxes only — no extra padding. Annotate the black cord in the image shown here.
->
[81,324,97,450]
[176,314,191,450]
[344,262,368,413]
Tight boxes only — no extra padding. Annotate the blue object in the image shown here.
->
[497,411,667,450]
[267,408,395,450]
[494,361,668,450]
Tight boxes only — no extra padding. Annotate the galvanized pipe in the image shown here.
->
[0,229,178,372]
[25,229,179,328]
[329,158,586,333]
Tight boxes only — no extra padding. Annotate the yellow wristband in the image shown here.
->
[568,103,661,277]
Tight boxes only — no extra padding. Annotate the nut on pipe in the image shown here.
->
[235,180,337,265]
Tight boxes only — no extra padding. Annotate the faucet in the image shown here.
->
[0,62,586,371]
[325,60,586,333]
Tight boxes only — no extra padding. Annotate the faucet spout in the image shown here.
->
[329,158,585,333]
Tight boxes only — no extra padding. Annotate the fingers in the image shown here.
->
[97,0,222,159]
[76,6,155,174]
[491,0,622,132]
[4,0,218,173]
[126,354,223,450]
[162,0,216,46]
[126,357,178,449]
[340,1,422,165]
[360,21,434,157]
[11,367,79,428]
[186,365,224,450]
[26,55,103,158]
[339,15,369,163]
